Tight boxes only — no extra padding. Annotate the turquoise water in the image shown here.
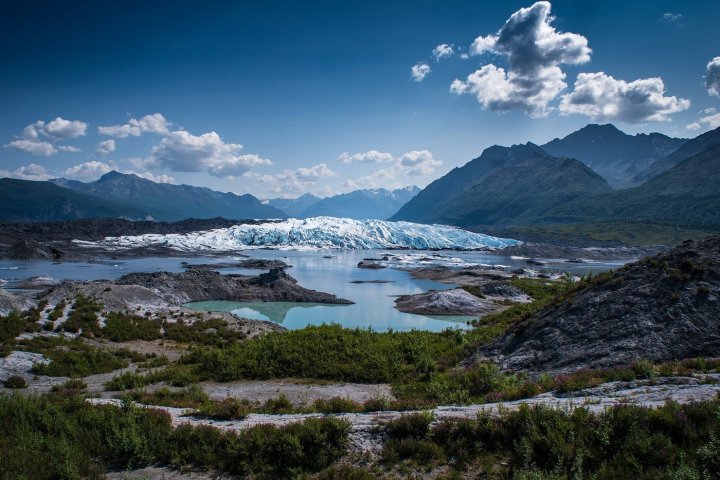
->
[0,248,624,332]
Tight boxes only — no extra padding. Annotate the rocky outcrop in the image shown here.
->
[115,268,353,305]
[0,289,34,315]
[473,236,720,373]
[182,259,290,271]
[395,289,498,316]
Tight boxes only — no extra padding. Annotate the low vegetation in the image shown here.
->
[0,393,350,480]
[380,400,720,479]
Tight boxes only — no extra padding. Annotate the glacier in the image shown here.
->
[77,217,519,252]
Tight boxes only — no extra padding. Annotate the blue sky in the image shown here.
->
[1,0,719,198]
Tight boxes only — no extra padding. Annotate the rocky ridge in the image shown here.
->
[473,236,720,373]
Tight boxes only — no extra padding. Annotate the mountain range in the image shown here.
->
[47,171,287,222]
[1,123,718,240]
[392,126,720,231]
[268,186,420,220]
[541,123,686,188]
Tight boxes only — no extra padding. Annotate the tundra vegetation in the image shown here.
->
[2,269,720,478]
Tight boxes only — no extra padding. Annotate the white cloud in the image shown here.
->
[705,57,720,97]
[411,63,431,82]
[398,150,442,175]
[343,150,441,189]
[702,107,717,115]
[244,163,337,196]
[338,150,394,164]
[686,112,720,131]
[22,117,88,141]
[146,130,271,178]
[559,72,690,123]
[4,139,56,156]
[64,161,114,181]
[659,12,682,22]
[95,139,116,156]
[454,1,591,117]
[470,34,497,55]
[98,113,171,138]
[127,171,176,184]
[0,163,51,181]
[432,43,454,60]
[460,53,469,60]
[57,145,82,153]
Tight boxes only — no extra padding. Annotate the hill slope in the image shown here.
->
[541,123,686,187]
[473,235,720,372]
[391,143,548,223]
[633,126,720,183]
[51,171,286,221]
[0,178,146,222]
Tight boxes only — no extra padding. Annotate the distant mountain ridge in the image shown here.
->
[266,194,321,217]
[269,186,420,220]
[393,126,720,230]
[0,178,147,222]
[633,126,720,184]
[541,123,686,187]
[50,171,286,221]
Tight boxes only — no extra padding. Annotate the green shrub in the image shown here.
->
[102,312,161,342]
[4,375,28,389]
[385,412,434,440]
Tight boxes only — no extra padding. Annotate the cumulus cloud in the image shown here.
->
[432,44,454,60]
[63,161,114,181]
[686,112,720,131]
[0,163,52,181]
[145,130,271,178]
[342,150,441,189]
[559,72,690,122]
[95,139,116,156]
[4,139,56,156]
[22,117,88,141]
[454,1,591,117]
[706,57,720,97]
[98,113,171,138]
[338,150,394,164]
[411,63,431,82]
[244,163,337,195]
[128,171,176,184]
[57,145,82,153]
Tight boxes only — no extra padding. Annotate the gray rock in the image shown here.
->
[473,236,720,373]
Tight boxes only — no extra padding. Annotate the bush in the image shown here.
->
[385,412,434,440]
[0,393,350,479]
[102,312,161,342]
[4,375,28,389]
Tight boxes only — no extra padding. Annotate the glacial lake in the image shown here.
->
[0,249,627,332]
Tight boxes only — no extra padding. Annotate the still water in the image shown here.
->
[0,249,625,332]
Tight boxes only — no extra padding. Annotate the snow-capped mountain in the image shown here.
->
[78,217,519,251]
[269,186,421,220]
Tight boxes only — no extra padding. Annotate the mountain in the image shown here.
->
[392,136,720,231]
[541,123,687,187]
[633,126,720,184]
[50,171,286,221]
[396,149,612,227]
[296,186,421,220]
[391,143,548,223]
[266,193,321,217]
[0,178,146,222]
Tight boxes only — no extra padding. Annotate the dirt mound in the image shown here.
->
[472,236,720,373]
